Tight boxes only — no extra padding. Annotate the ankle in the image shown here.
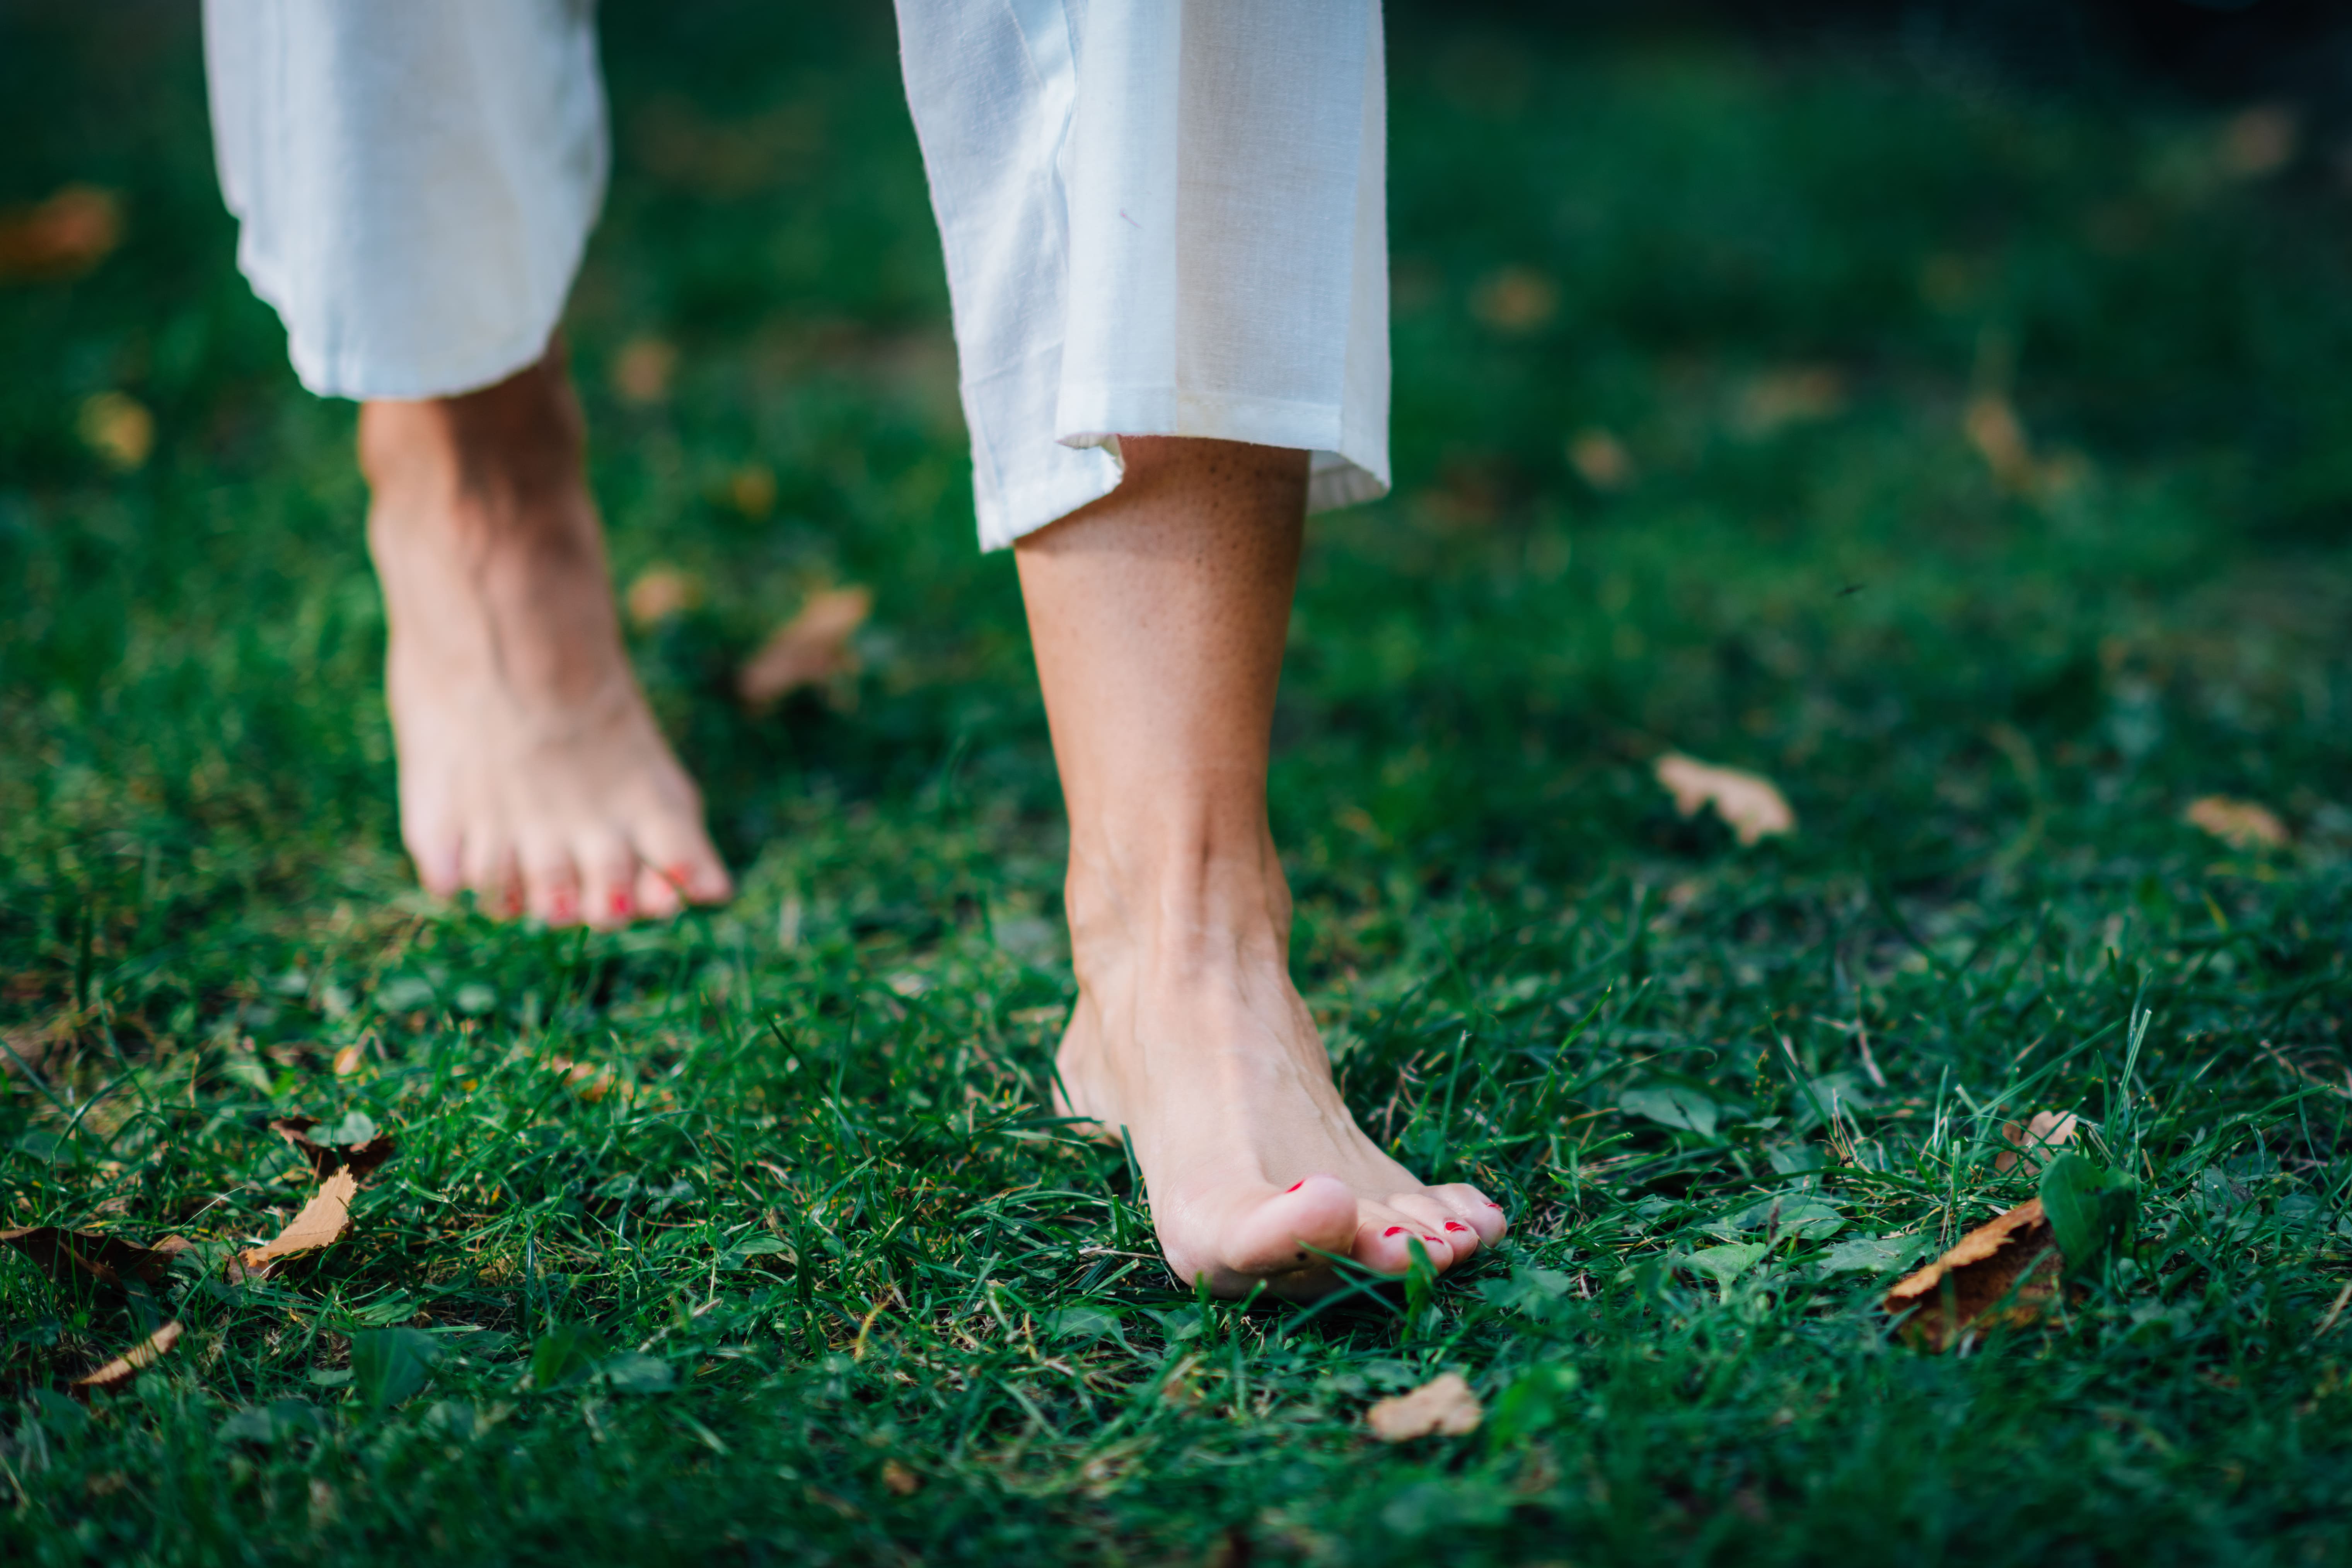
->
[1063,826,1293,991]
[358,352,585,511]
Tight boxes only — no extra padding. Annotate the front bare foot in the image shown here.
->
[1051,853,1507,1299]
[359,347,732,926]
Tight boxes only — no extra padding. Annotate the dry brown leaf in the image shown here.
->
[611,335,677,404]
[882,1459,922,1496]
[1883,1198,2065,1350]
[1471,266,1559,333]
[1567,427,1634,491]
[238,1169,356,1277]
[546,1055,617,1104]
[71,1319,181,1397]
[1367,1371,1484,1441]
[0,184,123,281]
[331,1044,366,1077]
[1965,393,2035,490]
[1994,1110,2079,1176]
[728,464,777,519]
[2185,795,2289,852]
[268,1118,397,1182]
[2220,104,2298,179]
[738,586,873,708]
[1736,366,1847,436]
[1654,753,1796,847]
[78,391,153,470]
[624,565,704,628]
[1,1226,189,1287]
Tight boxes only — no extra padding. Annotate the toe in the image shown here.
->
[634,802,733,906]
[577,828,639,928]
[519,833,582,926]
[403,813,464,899]
[633,863,685,920]
[1355,1204,1458,1275]
[1433,1182,1509,1245]
[1206,1174,1360,1284]
[1392,1193,1488,1260]
[462,833,524,920]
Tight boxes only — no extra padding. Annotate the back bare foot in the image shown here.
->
[1019,436,1505,1298]
[358,346,732,926]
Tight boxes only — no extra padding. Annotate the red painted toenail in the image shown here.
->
[609,891,633,917]
[1284,1181,1304,1193]
[664,863,692,887]
[1383,1227,1407,1237]
[1423,1236,1441,1243]
[1444,1222,1469,1232]
[1484,1199,1503,1209]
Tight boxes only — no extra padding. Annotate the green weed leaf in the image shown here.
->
[2039,1152,2139,1281]
[349,1328,438,1413]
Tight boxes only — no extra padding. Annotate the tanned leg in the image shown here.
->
[359,344,732,926]
[1020,436,1506,1298]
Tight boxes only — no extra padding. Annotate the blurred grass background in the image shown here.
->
[3,2,2351,1563]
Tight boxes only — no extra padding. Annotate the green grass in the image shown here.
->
[6,3,2352,1563]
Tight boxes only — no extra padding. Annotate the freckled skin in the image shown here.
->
[1018,436,1507,1298]
[359,345,732,926]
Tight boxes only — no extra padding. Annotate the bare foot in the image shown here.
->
[1018,435,1504,1299]
[1050,851,1506,1299]
[358,346,732,926]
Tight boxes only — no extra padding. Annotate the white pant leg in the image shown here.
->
[202,0,608,401]
[897,0,1390,551]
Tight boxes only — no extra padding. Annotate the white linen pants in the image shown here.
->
[202,1,1390,549]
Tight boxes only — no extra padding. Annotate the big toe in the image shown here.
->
[1195,1175,1361,1291]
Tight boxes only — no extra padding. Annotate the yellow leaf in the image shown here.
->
[882,1459,921,1496]
[1368,1371,1483,1441]
[1736,366,1847,437]
[738,586,873,709]
[78,392,152,470]
[2185,795,2289,852]
[1965,393,2034,490]
[331,1044,366,1077]
[1653,753,1796,847]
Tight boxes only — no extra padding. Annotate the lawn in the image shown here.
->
[5,3,2352,1563]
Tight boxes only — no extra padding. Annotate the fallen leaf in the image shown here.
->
[1965,393,2035,490]
[238,1169,356,1277]
[1993,1110,2079,1176]
[78,391,153,470]
[546,1055,617,1104]
[1367,1371,1484,1441]
[0,184,123,281]
[2220,104,2297,179]
[331,1044,366,1077]
[71,1320,182,1398]
[2185,795,2289,852]
[1654,753,1796,847]
[1567,427,1634,491]
[611,334,677,404]
[882,1459,922,1496]
[626,564,704,628]
[729,464,777,519]
[1736,366,1847,436]
[738,585,873,708]
[1,1226,189,1287]
[1883,1198,2064,1350]
[269,1118,397,1182]
[1471,266,1559,333]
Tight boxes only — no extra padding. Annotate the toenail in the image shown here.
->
[1422,1235,1441,1244]
[1444,1222,1469,1232]
[1383,1227,1407,1237]
[609,891,633,917]
[1284,1181,1304,1193]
